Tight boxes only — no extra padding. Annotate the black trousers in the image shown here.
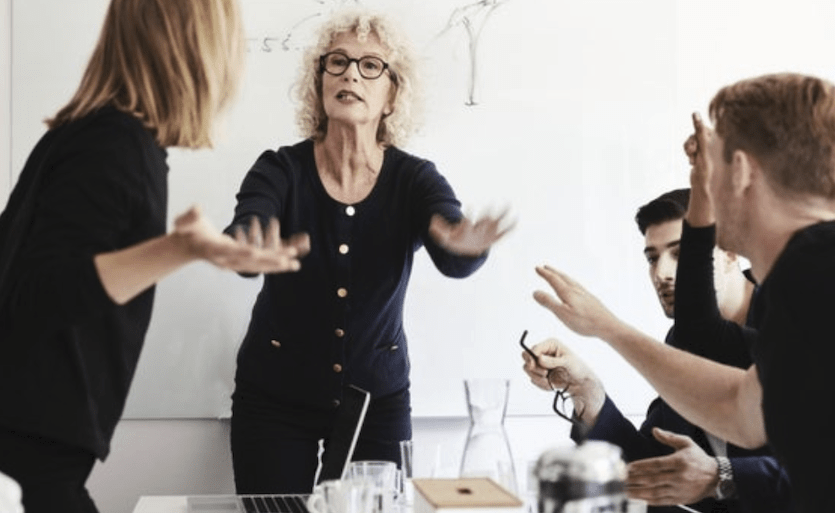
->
[231,383,412,494]
[0,428,98,513]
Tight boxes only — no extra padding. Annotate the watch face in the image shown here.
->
[719,479,735,497]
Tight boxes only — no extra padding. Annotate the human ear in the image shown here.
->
[384,85,397,117]
[730,150,757,198]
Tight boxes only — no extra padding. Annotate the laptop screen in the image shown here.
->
[186,385,371,513]
[317,384,371,483]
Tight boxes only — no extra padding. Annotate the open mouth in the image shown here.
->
[336,90,363,101]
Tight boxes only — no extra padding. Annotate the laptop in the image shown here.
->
[187,385,371,513]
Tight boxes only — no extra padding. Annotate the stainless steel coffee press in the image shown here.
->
[534,441,628,513]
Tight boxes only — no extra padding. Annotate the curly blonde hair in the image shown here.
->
[294,9,423,148]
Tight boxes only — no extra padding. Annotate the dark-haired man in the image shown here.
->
[525,188,792,512]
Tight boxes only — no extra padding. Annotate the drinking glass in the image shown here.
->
[346,460,398,513]
[399,440,414,507]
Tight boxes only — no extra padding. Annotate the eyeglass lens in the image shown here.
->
[552,387,589,440]
[321,52,387,79]
[552,389,574,422]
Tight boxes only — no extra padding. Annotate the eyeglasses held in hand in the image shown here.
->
[319,51,391,80]
[519,330,590,440]
[519,330,538,364]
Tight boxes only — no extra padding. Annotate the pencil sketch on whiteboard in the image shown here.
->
[434,0,510,106]
[280,0,362,51]
[246,36,282,53]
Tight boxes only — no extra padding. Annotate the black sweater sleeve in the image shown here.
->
[672,221,755,368]
[410,159,487,278]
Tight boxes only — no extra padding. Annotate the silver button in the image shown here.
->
[270,339,281,348]
[333,363,343,373]
[335,328,345,338]
[345,206,355,216]
[339,244,349,254]
[337,287,348,298]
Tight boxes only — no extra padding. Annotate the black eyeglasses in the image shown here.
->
[551,382,576,423]
[520,330,589,440]
[319,51,391,80]
[552,378,590,441]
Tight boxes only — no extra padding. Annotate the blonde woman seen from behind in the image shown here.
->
[0,1,308,512]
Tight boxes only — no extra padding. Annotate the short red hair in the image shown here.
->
[710,73,835,199]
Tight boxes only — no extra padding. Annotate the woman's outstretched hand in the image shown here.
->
[428,209,514,257]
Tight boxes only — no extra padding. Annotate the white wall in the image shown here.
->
[88,414,643,513]
[11,0,675,420]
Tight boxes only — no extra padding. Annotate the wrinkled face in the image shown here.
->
[644,219,682,319]
[320,31,394,131]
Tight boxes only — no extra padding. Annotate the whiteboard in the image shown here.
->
[9,0,835,418]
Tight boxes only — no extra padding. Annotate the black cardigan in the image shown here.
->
[225,140,487,410]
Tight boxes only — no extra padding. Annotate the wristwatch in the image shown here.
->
[714,456,737,500]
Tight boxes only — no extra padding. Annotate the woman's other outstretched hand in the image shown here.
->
[428,209,514,257]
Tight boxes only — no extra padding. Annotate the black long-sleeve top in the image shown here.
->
[225,140,486,409]
[0,107,168,459]
[669,222,757,363]
[750,220,835,513]
[576,222,794,513]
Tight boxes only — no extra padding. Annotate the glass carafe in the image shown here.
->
[459,378,518,494]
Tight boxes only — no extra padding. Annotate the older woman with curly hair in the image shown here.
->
[224,8,510,494]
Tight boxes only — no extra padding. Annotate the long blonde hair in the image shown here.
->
[47,0,245,149]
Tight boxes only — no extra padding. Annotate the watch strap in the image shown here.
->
[714,456,736,500]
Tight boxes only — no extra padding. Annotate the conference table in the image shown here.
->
[131,495,418,513]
